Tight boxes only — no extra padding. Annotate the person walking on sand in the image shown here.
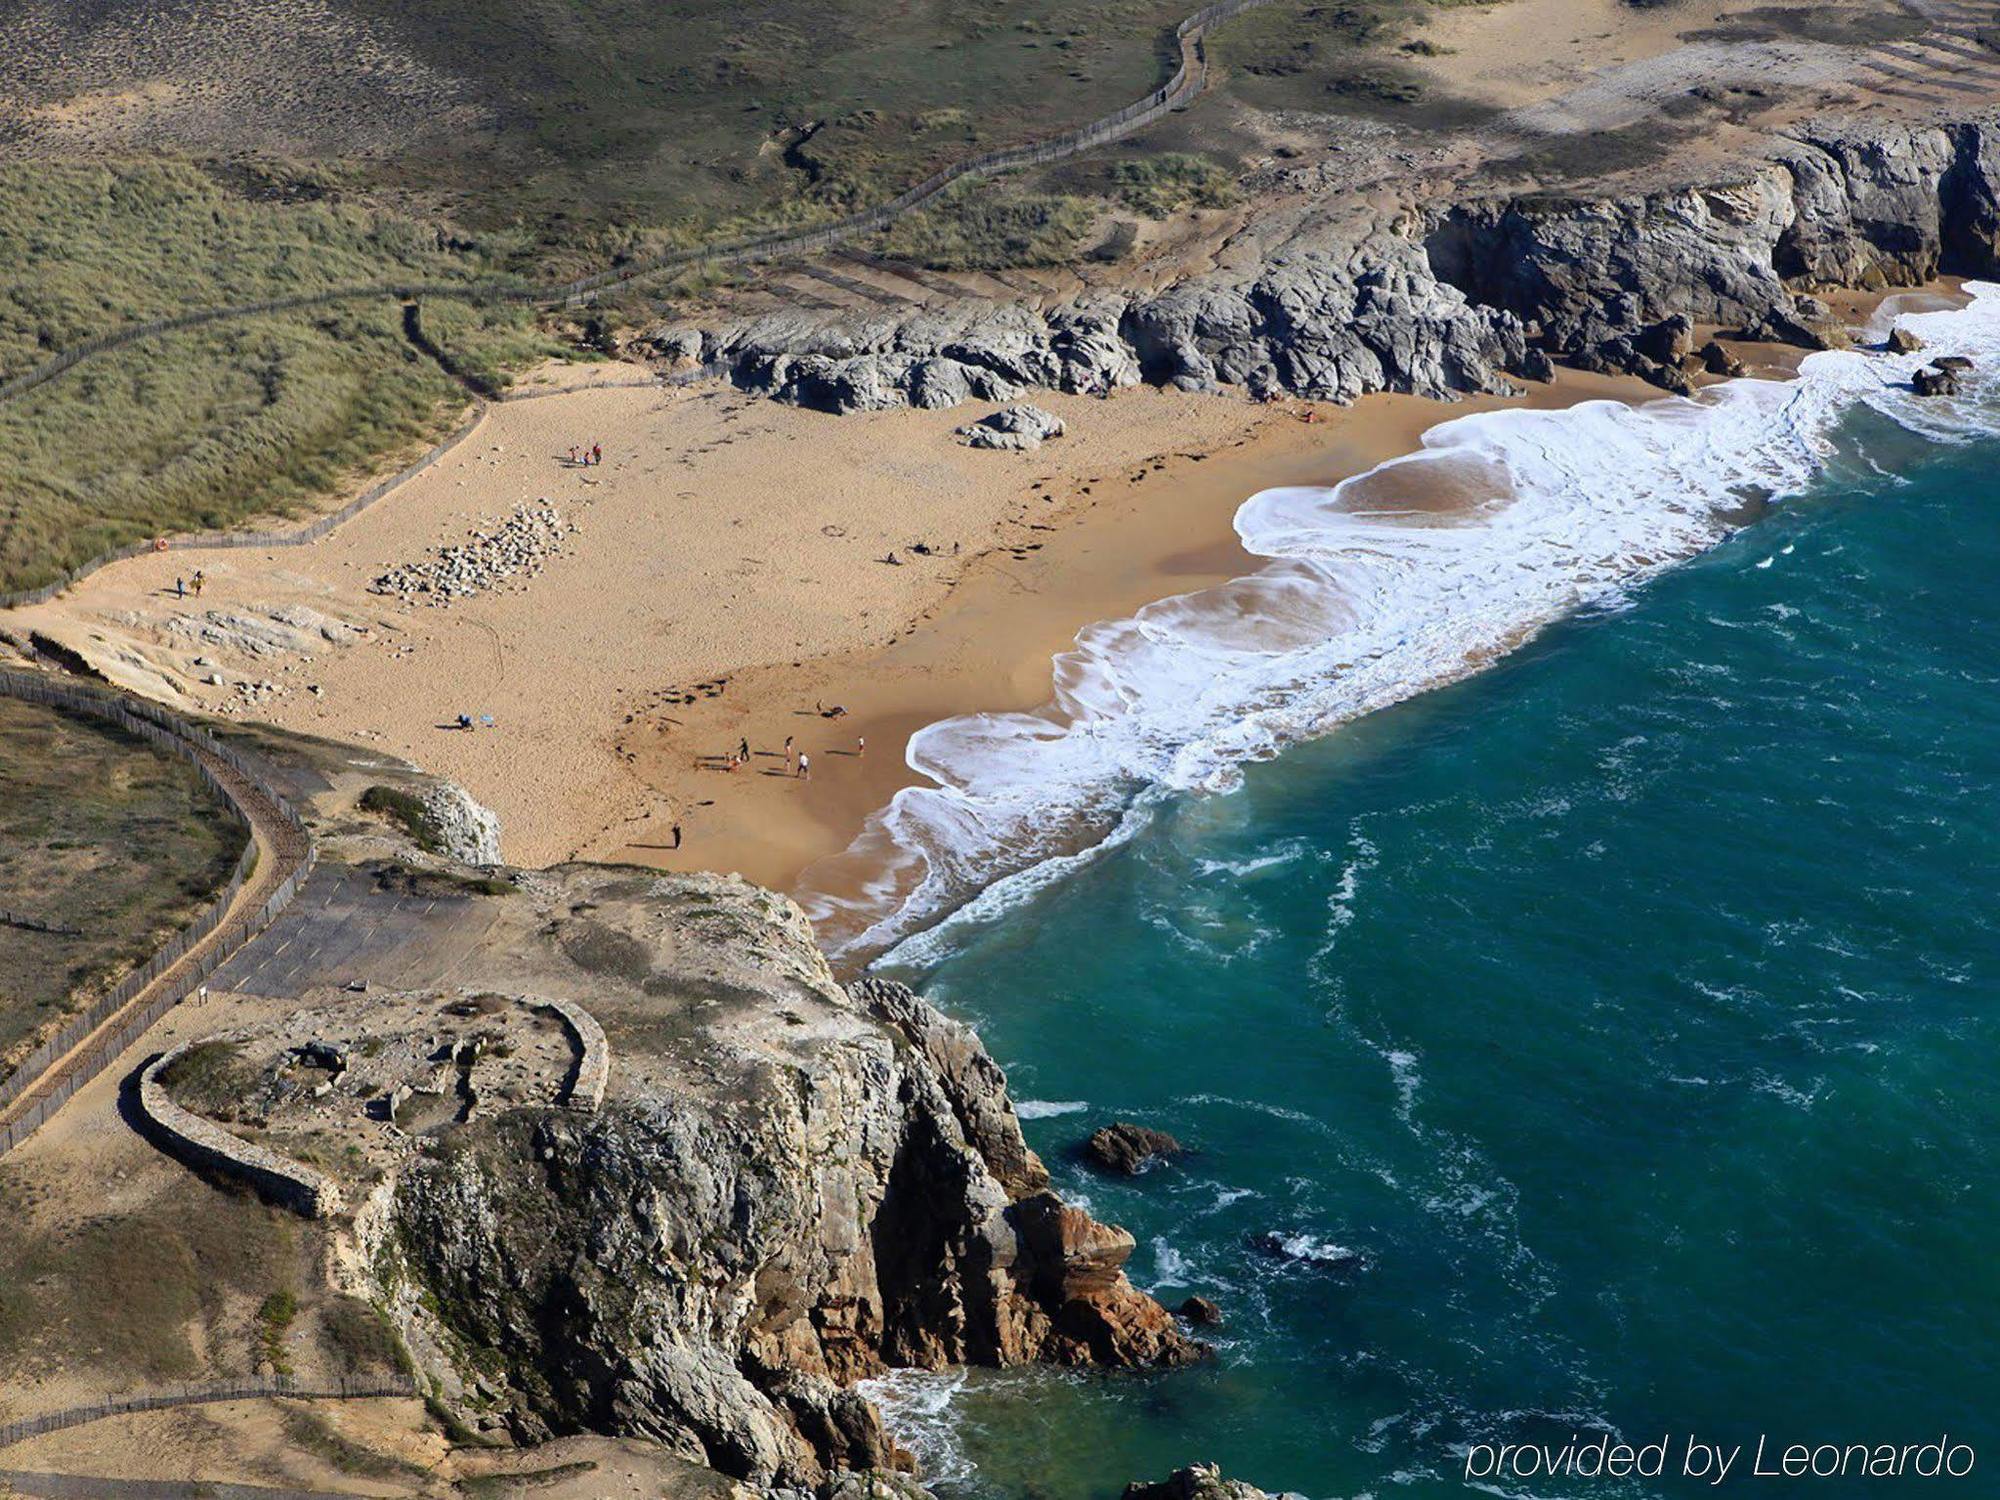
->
[192,570,205,597]
[797,752,810,781]
[738,735,751,764]
[592,443,602,466]
[784,734,795,768]
[568,445,579,465]
[857,735,865,758]
[671,822,682,850]
[174,576,185,599]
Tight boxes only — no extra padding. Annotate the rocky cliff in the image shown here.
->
[652,116,2000,412]
[343,869,1196,1492]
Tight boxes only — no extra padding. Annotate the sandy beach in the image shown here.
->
[2,345,1831,921]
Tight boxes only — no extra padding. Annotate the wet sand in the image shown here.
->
[598,370,1656,907]
[6,345,1866,922]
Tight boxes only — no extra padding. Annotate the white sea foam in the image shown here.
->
[857,1368,975,1485]
[1014,1098,1090,1120]
[808,286,2000,963]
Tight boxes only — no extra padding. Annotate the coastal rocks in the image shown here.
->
[1887,326,1926,354]
[662,236,1532,415]
[955,405,1066,451]
[1698,340,1746,377]
[370,501,571,605]
[1118,245,1530,403]
[413,781,503,865]
[361,876,1198,1491]
[1425,121,2000,391]
[656,118,2000,418]
[1082,1122,1186,1175]
[1177,1295,1224,1327]
[1124,1465,1297,1500]
[712,299,1140,415]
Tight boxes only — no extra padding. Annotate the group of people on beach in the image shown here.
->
[718,722,864,780]
[567,443,603,467]
[172,569,205,599]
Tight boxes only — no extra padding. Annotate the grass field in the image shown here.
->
[0,695,247,1076]
[0,0,1450,592]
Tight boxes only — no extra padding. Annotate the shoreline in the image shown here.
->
[586,369,1663,912]
[1,284,1962,968]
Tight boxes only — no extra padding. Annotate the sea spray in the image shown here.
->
[803,286,2000,965]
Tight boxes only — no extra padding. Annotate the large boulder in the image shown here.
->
[955,404,1067,451]
[1082,1122,1186,1175]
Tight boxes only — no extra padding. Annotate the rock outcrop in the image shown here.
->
[414,781,503,865]
[659,117,2000,411]
[1082,1122,1186,1175]
[1124,1465,1298,1500]
[348,871,1197,1492]
[955,404,1066,450]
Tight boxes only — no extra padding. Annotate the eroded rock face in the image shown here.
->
[357,874,1197,1491]
[1425,120,2000,388]
[661,116,2000,412]
[415,781,503,865]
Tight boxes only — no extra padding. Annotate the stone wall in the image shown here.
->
[138,1038,343,1218]
[529,996,608,1111]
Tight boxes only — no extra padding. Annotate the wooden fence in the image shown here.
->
[0,0,1275,411]
[0,671,316,1156]
[0,1376,416,1450]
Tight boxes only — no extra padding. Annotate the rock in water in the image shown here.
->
[1247,1232,1364,1270]
[956,404,1067,451]
[1914,365,1961,397]
[1887,326,1925,354]
[1178,1295,1224,1326]
[1698,340,1746,378]
[1935,355,1975,372]
[1083,1122,1187,1174]
[1124,1464,1302,1500]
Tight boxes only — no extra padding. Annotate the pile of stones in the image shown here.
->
[371,502,572,605]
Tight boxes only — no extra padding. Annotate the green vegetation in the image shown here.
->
[0,306,461,592]
[0,160,504,379]
[876,179,1100,270]
[358,784,446,854]
[278,1404,426,1479]
[333,0,1198,242]
[460,1461,600,1495]
[0,1192,295,1381]
[371,861,516,899]
[1208,0,1495,126]
[0,697,247,1075]
[1108,153,1240,216]
[257,1287,299,1375]
[156,1039,263,1119]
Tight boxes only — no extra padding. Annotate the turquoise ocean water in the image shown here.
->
[857,313,2000,1496]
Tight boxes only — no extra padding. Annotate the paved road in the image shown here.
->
[211,862,502,996]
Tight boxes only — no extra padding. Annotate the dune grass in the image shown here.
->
[0,696,247,1075]
[0,159,513,382]
[0,302,465,592]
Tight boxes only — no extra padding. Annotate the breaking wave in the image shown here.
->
[802,286,2000,965]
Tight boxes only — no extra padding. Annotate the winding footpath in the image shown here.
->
[0,0,1269,411]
